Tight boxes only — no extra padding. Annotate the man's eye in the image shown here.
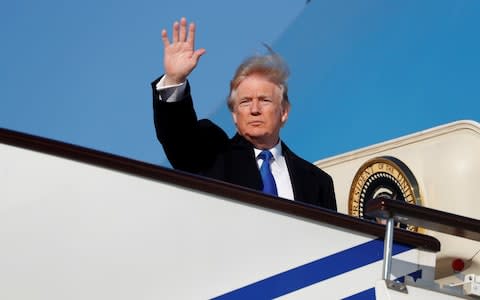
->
[261,98,272,104]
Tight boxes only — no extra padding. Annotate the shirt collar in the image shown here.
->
[254,141,283,161]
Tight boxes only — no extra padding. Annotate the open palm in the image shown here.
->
[162,17,206,85]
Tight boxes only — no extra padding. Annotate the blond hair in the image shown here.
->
[227,48,290,111]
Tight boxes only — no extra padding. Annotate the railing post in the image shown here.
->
[382,217,395,280]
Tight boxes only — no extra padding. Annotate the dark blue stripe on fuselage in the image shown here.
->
[213,238,412,299]
[342,287,376,300]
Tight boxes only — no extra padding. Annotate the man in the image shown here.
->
[152,17,337,211]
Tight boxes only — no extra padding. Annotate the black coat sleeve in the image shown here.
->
[152,77,229,174]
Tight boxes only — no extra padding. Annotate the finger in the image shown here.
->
[161,29,170,48]
[179,17,187,42]
[172,20,179,43]
[187,22,196,47]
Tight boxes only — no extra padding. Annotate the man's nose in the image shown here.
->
[250,99,261,114]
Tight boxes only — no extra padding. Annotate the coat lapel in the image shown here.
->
[282,142,317,203]
[227,134,263,191]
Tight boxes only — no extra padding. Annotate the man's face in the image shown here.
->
[231,74,290,149]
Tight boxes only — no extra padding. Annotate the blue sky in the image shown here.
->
[1,0,305,166]
[211,1,480,162]
[2,0,479,166]
[275,1,480,161]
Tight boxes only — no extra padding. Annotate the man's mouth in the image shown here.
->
[249,121,263,126]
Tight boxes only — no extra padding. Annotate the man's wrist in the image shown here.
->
[163,74,186,86]
[156,76,186,90]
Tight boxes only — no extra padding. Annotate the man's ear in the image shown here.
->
[281,101,290,124]
[231,111,238,125]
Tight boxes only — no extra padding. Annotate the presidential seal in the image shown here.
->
[348,156,422,232]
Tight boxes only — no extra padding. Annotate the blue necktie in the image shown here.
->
[258,150,278,196]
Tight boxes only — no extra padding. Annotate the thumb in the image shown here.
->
[192,48,206,62]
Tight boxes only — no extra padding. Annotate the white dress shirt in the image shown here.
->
[156,77,186,101]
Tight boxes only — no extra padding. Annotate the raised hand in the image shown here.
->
[161,17,206,85]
